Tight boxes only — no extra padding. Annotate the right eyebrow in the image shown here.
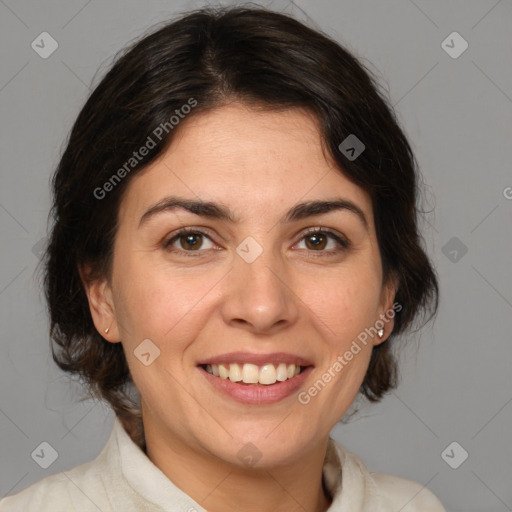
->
[139,197,237,227]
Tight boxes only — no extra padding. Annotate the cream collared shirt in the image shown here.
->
[0,417,446,511]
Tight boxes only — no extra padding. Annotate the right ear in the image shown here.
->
[79,264,121,343]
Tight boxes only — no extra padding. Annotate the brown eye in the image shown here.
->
[305,233,328,250]
[164,230,215,253]
[295,229,350,254]
[179,233,204,250]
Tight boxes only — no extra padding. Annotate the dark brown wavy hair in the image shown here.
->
[44,6,438,449]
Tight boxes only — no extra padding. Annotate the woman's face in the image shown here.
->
[89,102,396,467]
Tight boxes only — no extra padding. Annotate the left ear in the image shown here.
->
[374,274,399,345]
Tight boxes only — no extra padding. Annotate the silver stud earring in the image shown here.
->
[377,329,384,338]
[105,328,110,334]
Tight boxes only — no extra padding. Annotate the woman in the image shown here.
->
[0,6,445,511]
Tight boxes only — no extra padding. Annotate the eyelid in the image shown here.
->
[163,226,217,243]
[293,227,350,251]
[162,226,350,256]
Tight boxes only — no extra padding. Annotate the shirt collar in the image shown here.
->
[110,416,379,511]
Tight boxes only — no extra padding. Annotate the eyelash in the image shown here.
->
[162,227,350,258]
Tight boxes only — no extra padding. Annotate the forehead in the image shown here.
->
[119,103,373,224]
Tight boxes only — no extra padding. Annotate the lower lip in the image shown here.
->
[198,366,314,405]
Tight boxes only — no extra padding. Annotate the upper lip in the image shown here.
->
[197,352,314,367]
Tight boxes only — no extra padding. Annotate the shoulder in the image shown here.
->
[370,472,446,512]
[327,438,446,512]
[0,457,110,511]
[0,422,118,512]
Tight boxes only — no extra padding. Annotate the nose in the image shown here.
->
[219,248,300,335]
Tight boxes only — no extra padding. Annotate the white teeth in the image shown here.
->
[219,364,229,379]
[229,363,242,382]
[205,362,304,385]
[276,363,288,381]
[259,364,277,385]
[242,363,259,384]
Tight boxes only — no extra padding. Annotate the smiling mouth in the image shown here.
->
[200,363,309,386]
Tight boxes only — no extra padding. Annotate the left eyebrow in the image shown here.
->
[282,199,368,230]
[138,196,368,230]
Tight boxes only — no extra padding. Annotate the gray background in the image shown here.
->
[1,1,511,510]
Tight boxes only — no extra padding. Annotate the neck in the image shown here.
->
[143,417,332,512]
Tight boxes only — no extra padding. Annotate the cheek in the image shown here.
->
[300,263,382,345]
[112,254,220,344]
